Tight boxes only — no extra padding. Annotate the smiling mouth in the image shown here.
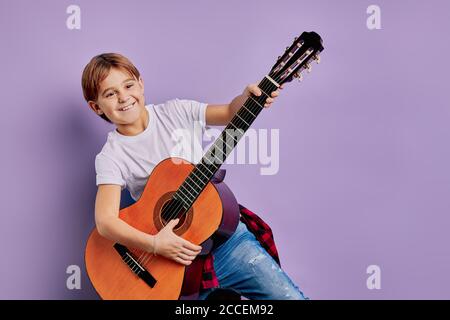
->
[119,102,136,111]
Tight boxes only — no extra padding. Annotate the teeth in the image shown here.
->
[120,102,135,111]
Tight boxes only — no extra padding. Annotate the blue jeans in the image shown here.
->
[198,221,309,300]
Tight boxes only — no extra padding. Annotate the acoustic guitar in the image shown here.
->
[85,31,324,299]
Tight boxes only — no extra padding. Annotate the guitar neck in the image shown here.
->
[173,76,279,209]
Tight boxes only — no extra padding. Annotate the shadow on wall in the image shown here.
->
[56,101,110,299]
[56,101,148,299]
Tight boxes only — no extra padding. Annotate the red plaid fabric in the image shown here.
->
[201,204,281,290]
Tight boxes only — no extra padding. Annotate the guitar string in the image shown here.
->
[135,47,318,269]
[134,77,278,269]
[134,88,271,269]
[152,47,313,228]
[148,49,319,261]
[157,69,289,227]
[163,75,280,221]
[134,78,276,270]
[135,58,308,270]
[134,58,311,270]
[155,47,317,231]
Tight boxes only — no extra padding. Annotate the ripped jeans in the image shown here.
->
[197,221,309,300]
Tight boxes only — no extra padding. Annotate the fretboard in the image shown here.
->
[173,76,279,209]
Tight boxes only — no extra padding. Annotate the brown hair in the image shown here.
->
[81,53,141,123]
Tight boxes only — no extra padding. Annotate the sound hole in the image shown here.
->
[160,198,187,229]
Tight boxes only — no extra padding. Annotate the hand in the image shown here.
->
[243,83,284,108]
[152,218,202,265]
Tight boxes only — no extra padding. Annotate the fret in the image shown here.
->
[242,105,256,118]
[194,165,212,179]
[213,144,227,162]
[222,125,243,149]
[231,118,250,131]
[235,113,250,127]
[189,170,208,186]
[245,99,263,116]
[211,143,227,159]
[223,128,243,149]
[186,175,202,191]
[218,132,234,156]
[227,122,240,132]
[198,163,217,180]
[237,107,256,123]
[218,134,234,151]
[179,184,195,200]
[174,190,189,204]
[173,193,189,209]
[259,89,271,99]
[177,181,201,208]
[245,95,265,113]
[204,149,223,166]
[202,153,217,166]
[242,100,257,116]
[248,95,265,109]
[200,159,217,174]
[180,183,198,207]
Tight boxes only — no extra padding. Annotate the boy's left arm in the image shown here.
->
[205,83,283,126]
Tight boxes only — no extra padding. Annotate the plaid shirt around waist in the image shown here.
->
[200,204,280,290]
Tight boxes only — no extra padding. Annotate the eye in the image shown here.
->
[105,92,114,98]
[126,83,134,89]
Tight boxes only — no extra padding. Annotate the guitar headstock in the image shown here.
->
[268,31,324,86]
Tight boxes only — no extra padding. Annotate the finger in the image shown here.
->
[280,84,284,89]
[181,239,202,251]
[178,252,196,261]
[266,98,274,104]
[271,90,280,97]
[175,257,192,266]
[165,218,180,230]
[183,247,202,257]
[249,85,261,96]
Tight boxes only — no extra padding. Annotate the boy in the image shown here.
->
[82,52,307,300]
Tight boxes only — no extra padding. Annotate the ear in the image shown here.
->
[138,76,144,94]
[88,101,104,115]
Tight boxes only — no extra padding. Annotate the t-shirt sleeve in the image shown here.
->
[172,98,208,131]
[95,153,126,189]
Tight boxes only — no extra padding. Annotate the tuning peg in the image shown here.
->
[304,63,312,73]
[313,54,321,64]
[293,72,303,82]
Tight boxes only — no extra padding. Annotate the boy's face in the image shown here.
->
[88,68,145,125]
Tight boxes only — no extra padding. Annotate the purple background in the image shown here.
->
[1,0,449,299]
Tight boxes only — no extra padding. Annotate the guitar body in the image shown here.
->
[85,157,240,300]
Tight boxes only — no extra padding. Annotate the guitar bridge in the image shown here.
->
[113,243,157,288]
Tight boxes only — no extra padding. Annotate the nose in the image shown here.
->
[117,89,130,103]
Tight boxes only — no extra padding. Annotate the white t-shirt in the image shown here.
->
[95,99,208,201]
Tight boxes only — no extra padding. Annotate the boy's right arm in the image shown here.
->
[95,184,202,265]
